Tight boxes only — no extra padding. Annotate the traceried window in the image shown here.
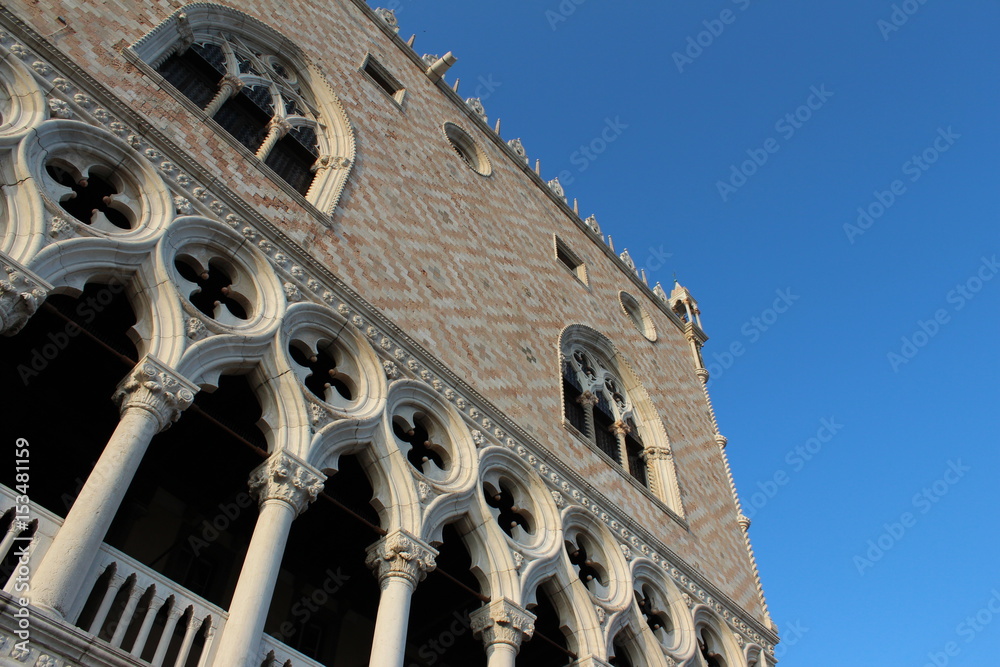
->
[156,33,321,196]
[562,347,648,487]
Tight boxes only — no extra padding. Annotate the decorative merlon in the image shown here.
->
[470,598,536,650]
[373,8,399,33]
[0,252,52,336]
[248,450,326,515]
[365,530,438,587]
[465,97,487,123]
[112,356,198,432]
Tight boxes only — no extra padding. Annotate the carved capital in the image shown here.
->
[575,391,599,408]
[641,445,672,462]
[268,117,292,137]
[364,530,437,587]
[714,434,728,449]
[0,254,52,336]
[737,514,751,531]
[112,357,197,432]
[219,73,245,94]
[312,155,351,172]
[470,598,535,650]
[609,420,632,437]
[248,450,326,516]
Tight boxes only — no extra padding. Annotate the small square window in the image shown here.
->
[361,55,405,105]
[555,236,587,284]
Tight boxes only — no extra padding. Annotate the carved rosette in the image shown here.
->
[0,256,52,337]
[364,530,437,587]
[248,451,326,516]
[470,598,536,650]
[112,357,197,432]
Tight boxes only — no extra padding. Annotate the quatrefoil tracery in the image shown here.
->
[174,256,250,324]
[635,586,672,639]
[566,536,606,593]
[483,480,532,539]
[45,162,134,231]
[288,341,353,403]
[392,414,447,475]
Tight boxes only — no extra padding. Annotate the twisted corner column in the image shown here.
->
[365,530,438,667]
[211,451,325,667]
[470,598,535,667]
[30,356,196,618]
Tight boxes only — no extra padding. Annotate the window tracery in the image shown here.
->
[157,32,321,196]
[563,346,649,486]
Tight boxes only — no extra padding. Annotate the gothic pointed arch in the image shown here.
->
[558,324,684,515]
[130,4,356,213]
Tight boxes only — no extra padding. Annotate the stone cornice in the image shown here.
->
[0,12,777,651]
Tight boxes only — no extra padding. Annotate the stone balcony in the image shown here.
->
[0,485,320,667]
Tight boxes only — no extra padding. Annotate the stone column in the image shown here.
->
[30,357,196,618]
[642,445,674,499]
[0,253,51,336]
[211,451,325,667]
[255,118,291,161]
[204,74,245,118]
[365,530,438,667]
[470,598,535,667]
[576,391,599,441]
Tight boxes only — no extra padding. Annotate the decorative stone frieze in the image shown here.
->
[470,598,535,650]
[0,255,51,336]
[248,451,326,515]
[112,357,197,432]
[364,530,438,587]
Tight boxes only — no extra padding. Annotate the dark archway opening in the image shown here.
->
[264,453,382,666]
[518,582,576,666]
[405,523,486,667]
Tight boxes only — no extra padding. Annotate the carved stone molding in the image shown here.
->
[112,356,198,432]
[248,450,326,516]
[0,254,52,337]
[642,446,673,462]
[470,598,535,650]
[364,530,437,587]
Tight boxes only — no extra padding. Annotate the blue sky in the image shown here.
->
[374,2,999,665]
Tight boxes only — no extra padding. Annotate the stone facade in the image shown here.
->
[0,1,778,666]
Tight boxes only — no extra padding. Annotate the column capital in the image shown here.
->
[575,391,599,408]
[219,73,245,93]
[641,445,672,462]
[112,356,197,432]
[364,529,437,587]
[0,253,52,336]
[609,420,632,437]
[470,598,535,651]
[311,155,352,172]
[248,450,326,516]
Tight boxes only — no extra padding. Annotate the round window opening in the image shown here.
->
[620,292,656,342]
[443,122,491,176]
